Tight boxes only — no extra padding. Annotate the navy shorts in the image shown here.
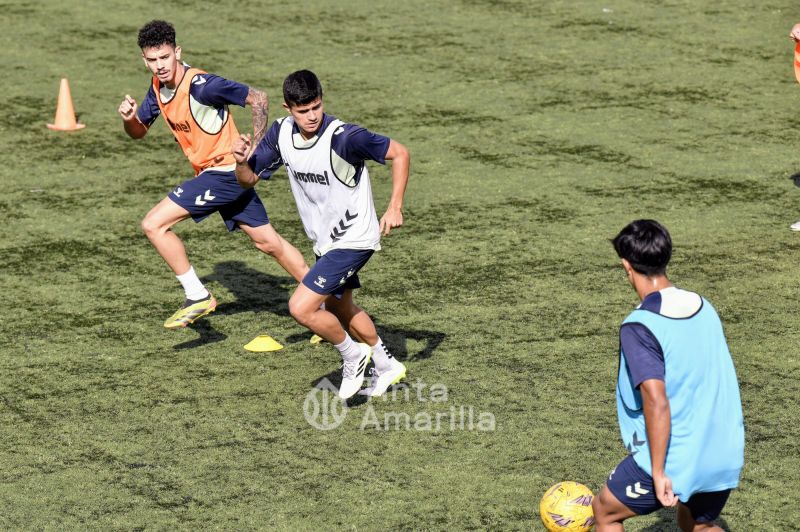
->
[606,454,731,523]
[302,249,374,296]
[168,170,269,231]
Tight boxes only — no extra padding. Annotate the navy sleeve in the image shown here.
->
[620,323,665,388]
[332,123,391,165]
[247,120,283,180]
[190,73,249,108]
[136,86,160,127]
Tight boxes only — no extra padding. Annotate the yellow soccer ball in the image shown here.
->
[539,481,595,531]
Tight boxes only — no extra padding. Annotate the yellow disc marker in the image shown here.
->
[244,335,284,352]
[309,334,324,345]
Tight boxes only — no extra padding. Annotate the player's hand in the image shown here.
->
[232,134,252,164]
[653,473,677,507]
[379,206,403,236]
[790,24,800,42]
[118,95,138,121]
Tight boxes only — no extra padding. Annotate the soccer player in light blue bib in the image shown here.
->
[233,70,410,400]
[592,220,744,532]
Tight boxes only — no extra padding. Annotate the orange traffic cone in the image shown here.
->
[47,78,85,131]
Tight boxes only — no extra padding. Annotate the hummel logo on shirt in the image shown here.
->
[166,117,191,133]
[291,169,330,186]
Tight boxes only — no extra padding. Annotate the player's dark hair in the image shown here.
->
[612,219,672,276]
[137,20,176,50]
[283,70,323,107]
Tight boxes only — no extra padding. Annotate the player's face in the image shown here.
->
[284,98,324,139]
[141,44,182,87]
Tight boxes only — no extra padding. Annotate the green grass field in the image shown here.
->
[2,0,800,529]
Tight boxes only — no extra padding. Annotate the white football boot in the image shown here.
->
[338,343,372,399]
[359,359,407,397]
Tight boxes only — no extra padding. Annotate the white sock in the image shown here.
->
[371,339,395,372]
[334,333,362,361]
[176,266,209,301]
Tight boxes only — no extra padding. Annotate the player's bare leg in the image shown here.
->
[592,485,637,532]
[141,197,192,274]
[324,290,377,345]
[290,285,346,343]
[289,285,370,398]
[141,197,215,328]
[238,223,309,282]
[325,290,406,397]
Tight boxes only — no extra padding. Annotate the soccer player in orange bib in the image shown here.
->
[118,20,307,329]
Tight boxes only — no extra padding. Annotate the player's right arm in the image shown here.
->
[118,95,148,139]
[790,23,800,41]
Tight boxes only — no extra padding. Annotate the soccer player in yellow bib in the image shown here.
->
[118,20,307,329]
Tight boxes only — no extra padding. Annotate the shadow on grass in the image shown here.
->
[308,320,446,402]
[290,319,446,361]
[309,372,408,409]
[173,321,227,351]
[172,260,295,350]
[639,508,731,531]
[202,260,294,318]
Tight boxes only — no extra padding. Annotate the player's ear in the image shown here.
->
[282,102,290,112]
[621,259,634,276]
[175,46,182,61]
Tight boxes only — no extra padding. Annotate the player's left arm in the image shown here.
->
[245,87,269,145]
[380,139,410,236]
[639,378,677,508]
[195,75,268,144]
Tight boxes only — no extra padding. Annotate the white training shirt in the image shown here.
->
[277,117,381,256]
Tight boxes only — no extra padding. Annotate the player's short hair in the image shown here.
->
[137,20,176,50]
[283,70,323,107]
[612,219,672,276]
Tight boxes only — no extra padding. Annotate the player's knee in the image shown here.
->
[141,215,160,237]
[591,488,615,524]
[591,493,606,522]
[254,238,280,257]
[288,298,310,325]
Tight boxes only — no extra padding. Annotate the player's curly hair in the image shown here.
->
[137,20,176,50]
[283,70,323,107]
[612,219,672,276]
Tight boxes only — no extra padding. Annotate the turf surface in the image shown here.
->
[1,0,799,529]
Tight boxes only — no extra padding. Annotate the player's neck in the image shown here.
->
[635,275,672,302]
